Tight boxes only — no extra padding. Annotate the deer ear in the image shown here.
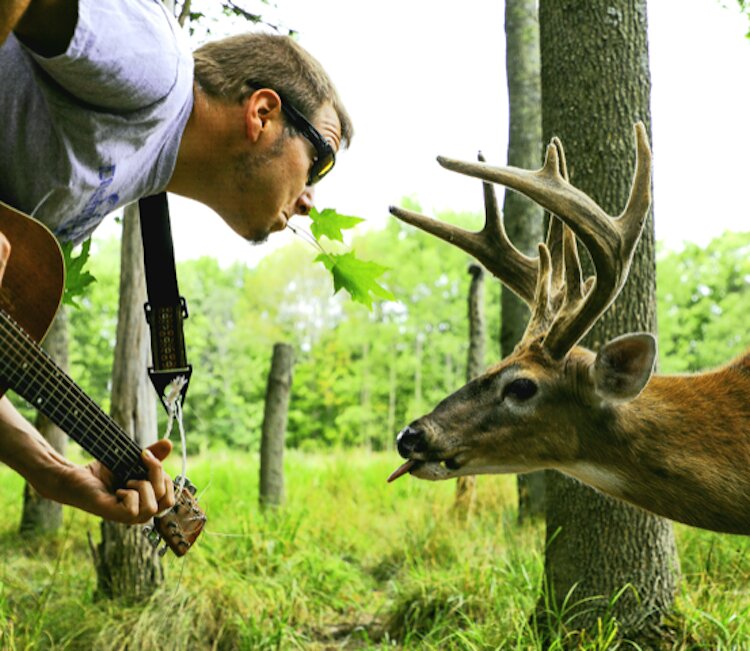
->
[592,333,656,404]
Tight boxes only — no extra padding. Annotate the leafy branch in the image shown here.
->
[306,207,395,309]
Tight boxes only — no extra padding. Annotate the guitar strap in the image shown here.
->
[137,192,191,413]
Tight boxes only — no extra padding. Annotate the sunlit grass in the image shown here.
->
[1,450,750,649]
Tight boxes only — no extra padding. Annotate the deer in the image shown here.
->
[387,123,750,536]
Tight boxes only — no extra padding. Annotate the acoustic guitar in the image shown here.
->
[0,200,205,556]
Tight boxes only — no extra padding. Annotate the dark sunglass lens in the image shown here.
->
[309,151,335,185]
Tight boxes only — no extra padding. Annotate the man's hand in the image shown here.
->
[54,438,176,524]
[0,395,177,525]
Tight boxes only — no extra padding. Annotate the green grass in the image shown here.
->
[1,450,750,649]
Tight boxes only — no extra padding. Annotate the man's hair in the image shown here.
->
[193,32,353,147]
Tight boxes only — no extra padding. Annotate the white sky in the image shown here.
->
[124,0,750,264]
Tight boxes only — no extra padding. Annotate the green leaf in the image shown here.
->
[315,251,395,308]
[60,238,96,308]
[309,207,364,244]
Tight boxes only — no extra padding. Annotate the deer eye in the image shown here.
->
[503,378,538,402]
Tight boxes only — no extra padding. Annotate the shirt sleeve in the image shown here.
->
[25,0,188,111]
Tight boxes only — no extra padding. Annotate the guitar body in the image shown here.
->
[0,200,205,556]
[0,200,64,368]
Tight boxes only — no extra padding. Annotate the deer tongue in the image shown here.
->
[387,459,419,483]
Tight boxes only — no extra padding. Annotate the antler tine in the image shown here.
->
[477,150,504,243]
[389,151,539,304]
[544,122,652,358]
[549,136,586,306]
[477,150,538,303]
[439,122,652,359]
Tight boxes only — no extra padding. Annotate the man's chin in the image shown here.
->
[242,226,271,245]
[248,232,269,245]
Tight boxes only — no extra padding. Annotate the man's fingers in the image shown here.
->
[141,444,176,511]
[146,438,173,461]
[0,231,11,287]
[114,488,139,521]
[159,474,175,513]
[124,479,159,523]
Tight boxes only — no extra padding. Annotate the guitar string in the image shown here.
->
[0,309,206,546]
[0,310,145,477]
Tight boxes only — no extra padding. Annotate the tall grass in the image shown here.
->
[1,450,750,649]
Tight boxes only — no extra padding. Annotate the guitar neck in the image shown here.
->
[0,309,147,483]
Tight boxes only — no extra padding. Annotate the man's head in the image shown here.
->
[189,33,353,243]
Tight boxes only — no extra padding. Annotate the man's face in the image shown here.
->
[223,102,342,244]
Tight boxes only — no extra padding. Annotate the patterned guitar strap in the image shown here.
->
[137,192,192,413]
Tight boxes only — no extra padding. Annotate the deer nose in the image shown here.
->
[397,425,426,458]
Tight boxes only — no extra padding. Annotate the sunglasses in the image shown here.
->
[247,81,336,186]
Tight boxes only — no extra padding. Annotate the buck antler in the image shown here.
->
[390,122,652,359]
[389,152,539,305]
[389,123,750,536]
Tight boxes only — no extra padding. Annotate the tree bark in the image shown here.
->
[454,264,486,514]
[503,0,546,523]
[361,339,372,449]
[91,202,163,601]
[19,306,68,535]
[413,332,423,414]
[538,0,678,642]
[259,342,294,509]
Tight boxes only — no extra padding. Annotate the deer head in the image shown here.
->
[388,123,658,484]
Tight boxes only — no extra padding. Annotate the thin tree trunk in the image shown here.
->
[361,339,372,450]
[503,0,546,524]
[259,342,294,509]
[19,306,68,534]
[413,332,423,414]
[454,264,485,515]
[91,202,162,601]
[387,354,397,451]
[537,0,678,642]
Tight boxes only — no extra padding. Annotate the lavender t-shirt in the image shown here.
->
[0,0,194,243]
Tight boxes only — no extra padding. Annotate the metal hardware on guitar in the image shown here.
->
[143,475,206,557]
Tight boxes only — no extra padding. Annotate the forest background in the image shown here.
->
[65,220,750,456]
[2,0,750,648]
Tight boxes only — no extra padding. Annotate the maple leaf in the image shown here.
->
[315,251,395,309]
[309,207,364,243]
[59,238,96,308]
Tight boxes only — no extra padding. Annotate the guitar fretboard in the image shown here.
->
[0,309,147,482]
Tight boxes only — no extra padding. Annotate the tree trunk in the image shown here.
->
[454,264,485,515]
[386,354,397,451]
[259,342,294,509]
[413,332,423,414]
[503,0,546,523]
[361,339,372,449]
[19,306,68,535]
[91,202,163,601]
[537,0,678,642]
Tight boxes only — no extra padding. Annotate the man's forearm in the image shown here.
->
[0,0,32,46]
[0,396,71,493]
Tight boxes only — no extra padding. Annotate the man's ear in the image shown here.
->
[591,333,657,404]
[244,89,282,143]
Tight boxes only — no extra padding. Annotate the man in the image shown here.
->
[0,0,353,524]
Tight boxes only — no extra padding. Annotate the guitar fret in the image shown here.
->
[0,310,146,482]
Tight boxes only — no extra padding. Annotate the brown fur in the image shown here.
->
[410,345,750,535]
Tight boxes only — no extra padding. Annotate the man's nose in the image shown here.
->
[293,186,315,216]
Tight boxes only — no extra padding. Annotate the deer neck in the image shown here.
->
[563,352,750,534]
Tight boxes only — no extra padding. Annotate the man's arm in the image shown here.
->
[0,396,175,524]
[1,0,77,57]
